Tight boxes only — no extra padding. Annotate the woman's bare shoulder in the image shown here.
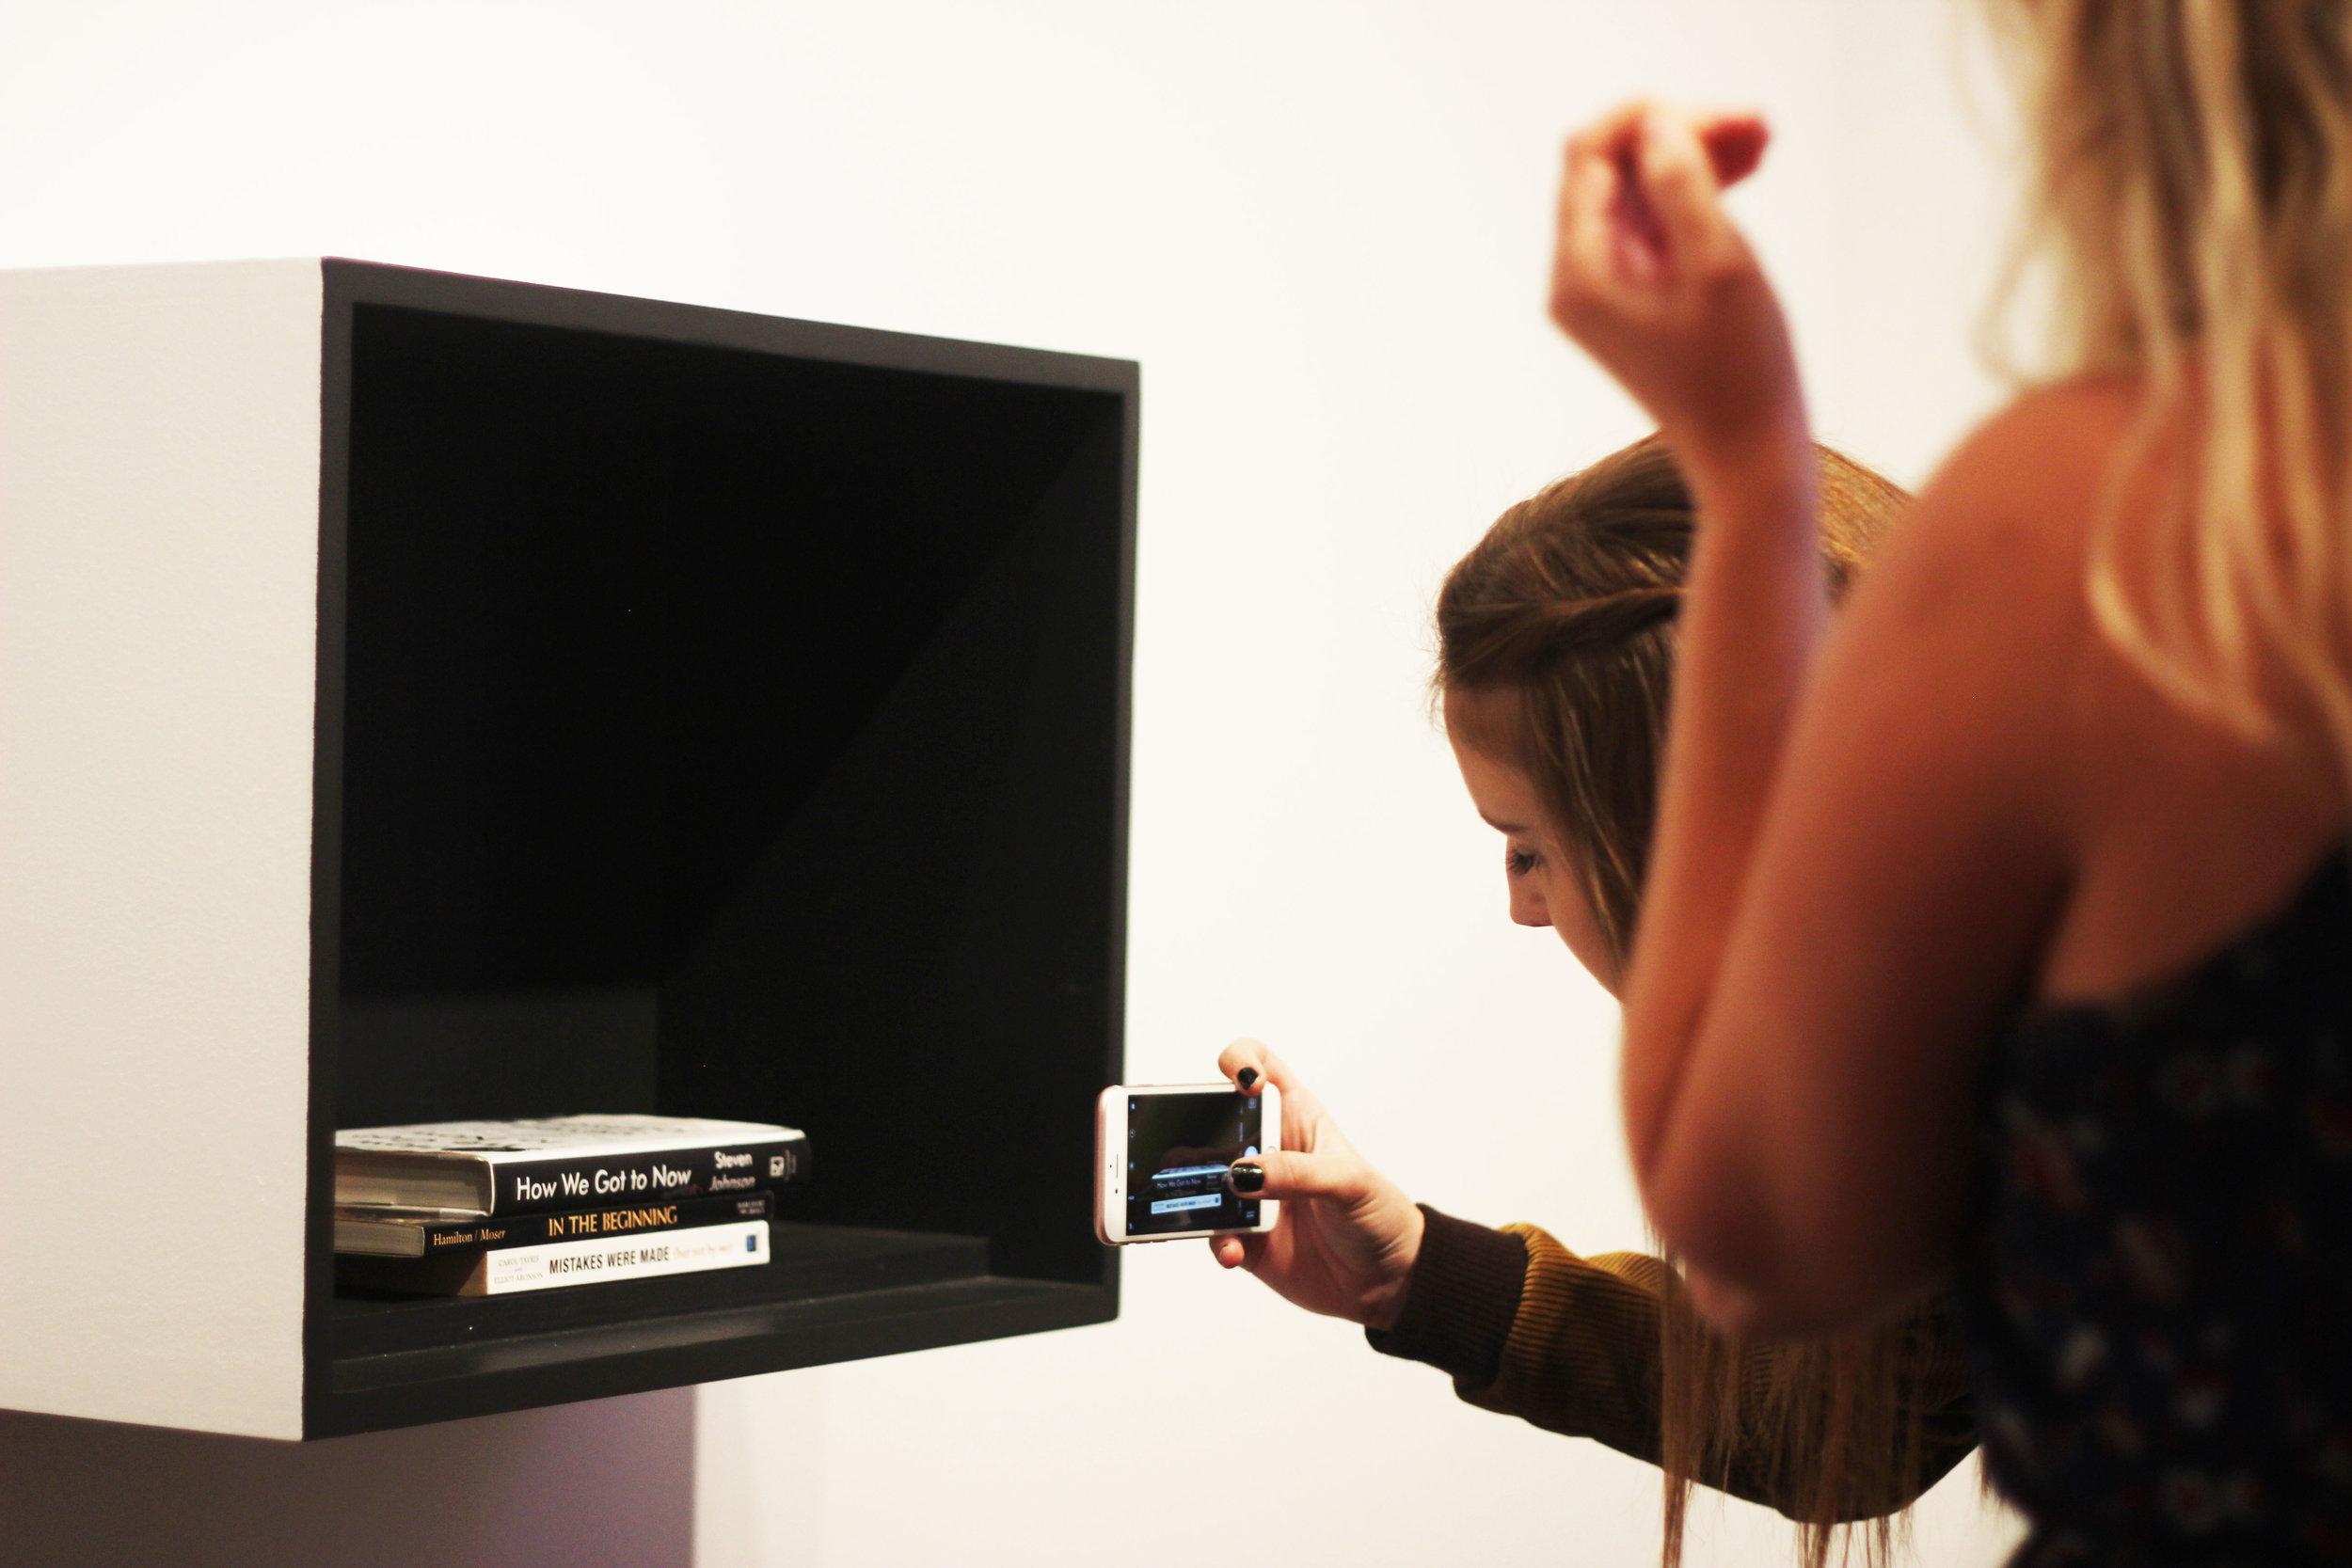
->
[1874,372,2153,623]
[1841,382,2107,604]
[1928,373,2145,529]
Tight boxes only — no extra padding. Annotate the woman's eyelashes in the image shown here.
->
[1505,844,1543,879]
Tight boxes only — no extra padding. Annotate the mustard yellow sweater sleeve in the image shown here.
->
[1366,1206,1979,1522]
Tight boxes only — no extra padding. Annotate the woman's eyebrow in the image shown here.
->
[1479,812,1531,834]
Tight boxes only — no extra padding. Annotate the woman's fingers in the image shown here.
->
[1565,97,1650,167]
[1216,1037,1265,1088]
[1217,1037,1317,1113]
[1216,1037,1341,1157]
[1549,97,1799,460]
[1554,101,1764,327]
[1695,111,1768,188]
[1209,1232,1268,1272]
[1586,102,1765,198]
[1632,110,1735,275]
[1227,1148,1367,1206]
[1555,110,1634,323]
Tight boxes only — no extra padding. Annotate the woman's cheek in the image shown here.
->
[1547,873,1623,997]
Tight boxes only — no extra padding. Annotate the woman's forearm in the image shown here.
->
[1620,428,1825,1207]
[1539,103,1851,1294]
[1379,1217,1980,1521]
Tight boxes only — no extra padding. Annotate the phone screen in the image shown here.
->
[1124,1090,1263,1238]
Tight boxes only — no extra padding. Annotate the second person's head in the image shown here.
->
[1435,435,1906,993]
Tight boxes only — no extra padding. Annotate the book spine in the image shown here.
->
[489,1134,808,1216]
[341,1219,771,1297]
[469,1219,770,1297]
[359,1192,775,1257]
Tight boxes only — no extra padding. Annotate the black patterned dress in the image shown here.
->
[1963,845,2352,1565]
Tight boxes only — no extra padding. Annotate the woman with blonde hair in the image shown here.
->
[1213,434,1978,1568]
[1539,3,2352,1562]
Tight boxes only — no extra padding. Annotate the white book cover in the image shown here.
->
[476,1220,770,1295]
[335,1114,803,1160]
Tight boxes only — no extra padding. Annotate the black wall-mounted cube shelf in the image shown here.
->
[0,258,1136,1439]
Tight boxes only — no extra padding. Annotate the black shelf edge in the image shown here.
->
[319,257,1140,398]
[313,1275,1114,1437]
[328,1225,989,1359]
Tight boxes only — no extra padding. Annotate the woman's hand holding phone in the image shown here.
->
[1209,1038,1425,1332]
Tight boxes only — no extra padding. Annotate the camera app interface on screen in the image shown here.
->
[1126,1092,1262,1238]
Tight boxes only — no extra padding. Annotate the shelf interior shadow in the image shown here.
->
[334,302,1126,1292]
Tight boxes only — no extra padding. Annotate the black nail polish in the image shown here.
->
[1228,1161,1264,1194]
[1237,1068,1259,1090]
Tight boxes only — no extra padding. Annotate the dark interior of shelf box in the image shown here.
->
[328,302,1128,1330]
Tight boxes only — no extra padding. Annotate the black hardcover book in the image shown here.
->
[334,1191,777,1259]
[333,1115,810,1216]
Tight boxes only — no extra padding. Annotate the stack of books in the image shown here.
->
[332,1114,810,1297]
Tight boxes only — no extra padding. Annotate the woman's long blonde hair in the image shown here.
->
[1994,0,2352,761]
[1435,437,1929,1568]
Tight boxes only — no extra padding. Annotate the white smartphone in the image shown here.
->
[1095,1081,1280,1245]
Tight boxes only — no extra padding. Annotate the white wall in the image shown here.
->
[0,2,2025,1563]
